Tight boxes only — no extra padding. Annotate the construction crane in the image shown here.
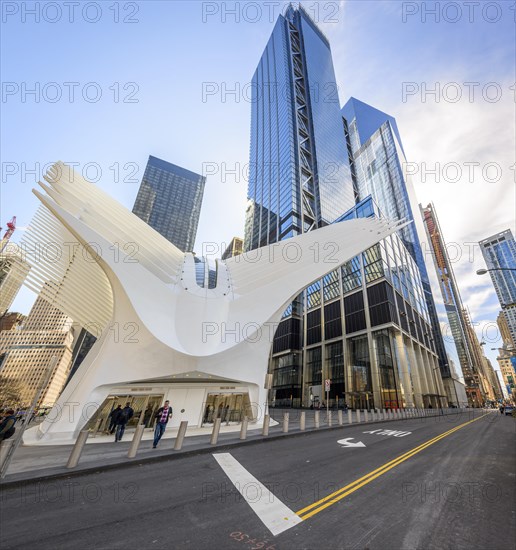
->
[0,216,16,253]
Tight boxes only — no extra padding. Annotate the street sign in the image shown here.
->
[325,379,331,392]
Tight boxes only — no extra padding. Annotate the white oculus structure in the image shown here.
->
[23,162,407,443]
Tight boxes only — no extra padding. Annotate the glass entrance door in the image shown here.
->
[87,394,165,434]
[201,393,252,425]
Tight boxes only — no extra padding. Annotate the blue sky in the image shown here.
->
[1,0,514,374]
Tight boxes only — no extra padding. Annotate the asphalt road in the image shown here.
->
[1,410,514,550]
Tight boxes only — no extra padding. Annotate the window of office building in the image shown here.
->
[373,329,400,408]
[324,300,342,340]
[307,309,322,345]
[348,334,371,393]
[306,347,322,386]
[344,291,366,334]
[323,270,340,302]
[342,256,362,293]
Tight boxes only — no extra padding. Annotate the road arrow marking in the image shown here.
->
[337,438,366,448]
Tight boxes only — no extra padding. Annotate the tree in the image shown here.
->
[0,375,27,410]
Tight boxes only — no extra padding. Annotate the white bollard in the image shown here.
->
[364,410,369,422]
[382,409,386,421]
[262,414,270,436]
[127,424,146,458]
[300,411,306,431]
[66,430,90,469]
[240,416,248,440]
[174,421,188,450]
[327,411,332,427]
[348,410,353,424]
[283,412,289,433]
[314,410,320,428]
[356,410,361,423]
[210,418,222,445]
[338,410,343,426]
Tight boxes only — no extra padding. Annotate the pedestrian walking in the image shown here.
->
[114,402,134,442]
[153,400,173,448]
[108,405,122,434]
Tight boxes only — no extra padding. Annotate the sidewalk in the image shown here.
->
[0,408,475,486]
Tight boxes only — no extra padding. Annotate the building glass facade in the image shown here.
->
[244,5,354,251]
[245,8,446,409]
[479,229,516,347]
[479,230,516,306]
[341,98,449,378]
[132,155,206,252]
[422,203,485,404]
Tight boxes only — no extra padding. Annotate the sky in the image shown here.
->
[1,0,515,375]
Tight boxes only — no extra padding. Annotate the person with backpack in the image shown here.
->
[114,402,134,442]
[108,405,122,434]
[0,409,17,443]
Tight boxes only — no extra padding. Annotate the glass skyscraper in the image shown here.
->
[244,6,447,409]
[133,155,206,252]
[422,203,485,405]
[479,229,516,346]
[341,98,450,379]
[245,4,354,250]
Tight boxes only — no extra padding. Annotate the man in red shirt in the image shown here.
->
[153,400,173,448]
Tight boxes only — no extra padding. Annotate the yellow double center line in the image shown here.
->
[296,413,487,520]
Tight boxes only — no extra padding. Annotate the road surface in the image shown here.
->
[1,410,514,549]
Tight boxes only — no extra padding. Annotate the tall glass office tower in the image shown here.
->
[244,5,354,406]
[245,4,354,250]
[422,203,485,405]
[244,7,447,409]
[479,229,516,346]
[133,155,206,252]
[341,98,450,378]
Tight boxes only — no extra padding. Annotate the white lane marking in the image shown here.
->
[213,452,303,536]
[363,429,411,437]
[337,438,366,448]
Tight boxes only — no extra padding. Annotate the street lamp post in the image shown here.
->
[476,268,516,275]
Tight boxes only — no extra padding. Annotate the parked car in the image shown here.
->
[503,406,515,416]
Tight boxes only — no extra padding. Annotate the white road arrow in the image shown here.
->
[337,438,366,448]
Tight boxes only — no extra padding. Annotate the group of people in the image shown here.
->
[107,400,173,448]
